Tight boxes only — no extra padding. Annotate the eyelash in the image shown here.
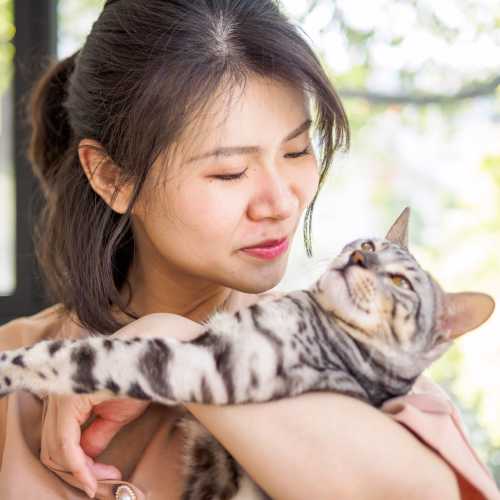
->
[286,145,312,159]
[213,146,313,182]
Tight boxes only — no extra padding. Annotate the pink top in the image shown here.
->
[382,376,500,499]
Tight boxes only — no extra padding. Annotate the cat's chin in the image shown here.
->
[318,269,380,335]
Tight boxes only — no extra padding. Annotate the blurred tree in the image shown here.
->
[290,0,500,105]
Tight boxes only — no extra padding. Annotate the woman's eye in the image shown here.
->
[390,274,412,290]
[212,146,312,181]
[361,241,375,252]
[213,168,248,182]
[285,145,312,159]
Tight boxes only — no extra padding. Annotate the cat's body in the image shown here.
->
[0,208,494,500]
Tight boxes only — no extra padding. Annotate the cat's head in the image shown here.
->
[311,207,495,369]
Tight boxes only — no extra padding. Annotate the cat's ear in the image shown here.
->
[438,292,495,340]
[385,206,410,249]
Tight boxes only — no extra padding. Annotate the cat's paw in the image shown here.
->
[0,346,54,399]
[0,350,24,396]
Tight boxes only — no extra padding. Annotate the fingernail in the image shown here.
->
[85,487,95,498]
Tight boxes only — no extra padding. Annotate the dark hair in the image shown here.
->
[27,0,350,334]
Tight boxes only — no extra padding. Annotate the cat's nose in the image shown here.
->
[348,250,367,268]
[347,250,378,269]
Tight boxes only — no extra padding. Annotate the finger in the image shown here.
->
[80,416,124,457]
[44,435,97,497]
[53,397,98,494]
[84,456,122,481]
[66,450,98,497]
[91,397,149,421]
[40,397,84,472]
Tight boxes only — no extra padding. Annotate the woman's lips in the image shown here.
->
[240,237,289,260]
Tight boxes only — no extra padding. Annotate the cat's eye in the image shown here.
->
[390,274,412,290]
[361,241,375,252]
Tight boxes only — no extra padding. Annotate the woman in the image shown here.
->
[0,1,497,499]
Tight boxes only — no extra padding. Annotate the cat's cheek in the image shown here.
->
[315,270,346,310]
[391,305,418,348]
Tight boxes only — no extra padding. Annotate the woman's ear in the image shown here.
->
[78,138,134,214]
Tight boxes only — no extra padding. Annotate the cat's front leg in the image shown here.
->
[0,295,337,405]
[0,322,321,406]
[0,336,224,405]
[0,333,252,404]
[99,300,328,406]
[122,329,308,406]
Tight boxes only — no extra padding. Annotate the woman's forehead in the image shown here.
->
[177,80,310,161]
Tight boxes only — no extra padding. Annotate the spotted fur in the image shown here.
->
[0,208,494,499]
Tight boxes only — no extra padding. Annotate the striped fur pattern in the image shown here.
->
[0,208,491,499]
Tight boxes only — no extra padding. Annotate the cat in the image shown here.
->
[0,207,494,500]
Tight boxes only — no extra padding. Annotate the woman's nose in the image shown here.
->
[247,168,298,221]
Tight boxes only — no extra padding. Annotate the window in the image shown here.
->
[0,0,104,323]
[0,0,57,323]
[0,0,15,296]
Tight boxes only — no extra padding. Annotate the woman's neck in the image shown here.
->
[120,263,261,325]
[120,280,233,324]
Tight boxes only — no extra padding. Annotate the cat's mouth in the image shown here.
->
[321,267,381,335]
[322,269,370,318]
[338,265,376,313]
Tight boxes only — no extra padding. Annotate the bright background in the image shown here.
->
[1,0,499,484]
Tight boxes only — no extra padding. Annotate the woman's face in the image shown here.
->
[130,76,320,296]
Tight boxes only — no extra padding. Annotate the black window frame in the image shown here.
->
[0,0,58,324]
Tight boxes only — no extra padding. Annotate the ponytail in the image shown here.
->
[27,50,80,197]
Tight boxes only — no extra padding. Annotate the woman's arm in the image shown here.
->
[185,392,461,500]
[36,311,461,498]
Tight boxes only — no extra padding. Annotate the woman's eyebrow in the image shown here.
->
[187,118,312,163]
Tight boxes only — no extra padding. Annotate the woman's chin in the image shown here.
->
[225,272,283,295]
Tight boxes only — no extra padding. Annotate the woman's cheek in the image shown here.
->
[298,158,320,207]
[179,178,246,233]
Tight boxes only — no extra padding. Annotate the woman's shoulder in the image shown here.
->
[0,304,78,350]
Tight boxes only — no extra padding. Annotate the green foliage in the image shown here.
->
[481,155,500,184]
[0,0,14,95]
[443,381,500,483]
[427,345,464,385]
[480,155,500,234]
[342,100,374,133]
[334,64,370,89]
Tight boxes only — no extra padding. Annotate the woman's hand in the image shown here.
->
[40,313,205,498]
[41,393,148,497]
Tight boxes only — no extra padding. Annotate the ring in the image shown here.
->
[115,484,137,500]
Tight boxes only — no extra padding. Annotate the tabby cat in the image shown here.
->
[0,207,494,500]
